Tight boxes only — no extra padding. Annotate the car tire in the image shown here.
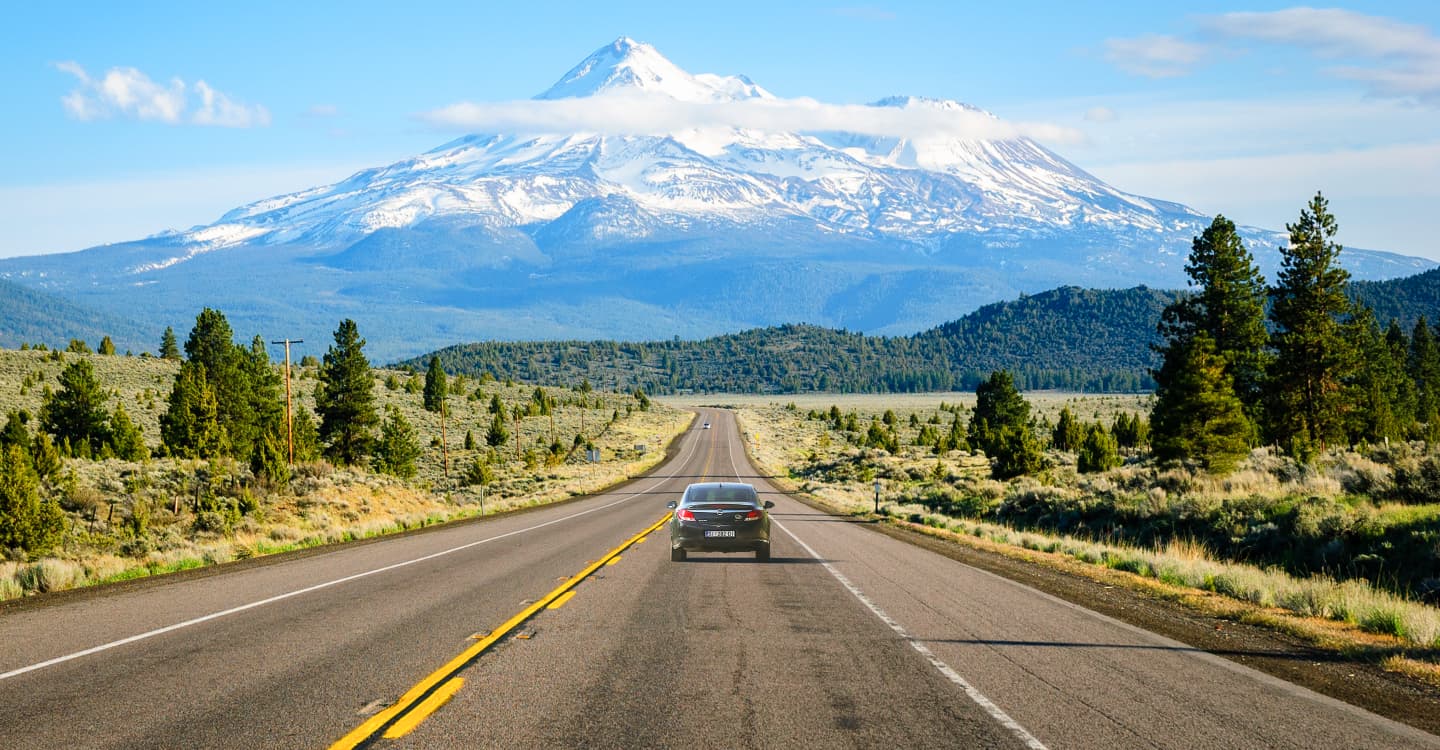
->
[755,544,770,561]
[671,547,687,562]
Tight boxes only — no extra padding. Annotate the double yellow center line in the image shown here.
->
[329,512,672,749]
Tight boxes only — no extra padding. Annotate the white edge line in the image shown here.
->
[774,519,1049,750]
[1,421,705,682]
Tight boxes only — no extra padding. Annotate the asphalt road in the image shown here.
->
[1,409,1436,749]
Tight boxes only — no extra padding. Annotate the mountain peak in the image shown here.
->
[536,36,772,102]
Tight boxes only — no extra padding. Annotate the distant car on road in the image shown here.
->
[702,422,711,429]
[667,482,772,561]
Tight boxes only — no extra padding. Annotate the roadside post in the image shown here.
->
[873,477,882,514]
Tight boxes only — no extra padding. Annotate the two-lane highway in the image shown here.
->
[2,409,1437,748]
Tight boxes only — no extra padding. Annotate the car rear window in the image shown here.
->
[684,487,758,505]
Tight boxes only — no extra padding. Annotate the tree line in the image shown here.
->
[1150,192,1429,471]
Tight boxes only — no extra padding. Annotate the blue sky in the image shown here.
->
[2,1,1437,259]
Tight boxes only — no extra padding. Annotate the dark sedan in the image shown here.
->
[667,482,773,561]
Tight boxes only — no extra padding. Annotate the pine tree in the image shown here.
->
[1342,309,1410,444]
[488,393,504,415]
[1267,193,1356,456]
[251,430,290,486]
[98,336,116,356]
[1409,318,1440,437]
[159,326,181,360]
[109,403,150,461]
[40,358,112,456]
[0,444,64,553]
[30,432,62,480]
[374,406,421,478]
[1051,407,1084,452]
[1384,321,1418,435]
[1,411,31,455]
[160,362,226,459]
[1152,334,1252,473]
[969,371,1030,455]
[316,319,378,466]
[423,356,448,412]
[990,425,1043,480]
[1186,216,1270,407]
[464,430,476,450]
[291,408,321,462]
[238,335,285,460]
[486,412,509,447]
[1077,424,1120,473]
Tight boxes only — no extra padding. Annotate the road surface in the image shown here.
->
[1,409,1435,749]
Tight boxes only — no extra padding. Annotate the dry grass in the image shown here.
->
[731,398,1440,677]
[0,347,693,600]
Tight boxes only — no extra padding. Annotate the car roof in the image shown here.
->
[680,482,759,504]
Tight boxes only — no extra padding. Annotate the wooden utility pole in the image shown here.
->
[440,398,449,478]
[270,338,303,464]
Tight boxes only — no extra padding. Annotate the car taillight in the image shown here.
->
[744,509,761,521]
[677,509,696,521]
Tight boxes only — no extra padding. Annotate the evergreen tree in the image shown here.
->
[488,393,504,415]
[30,432,62,480]
[0,444,64,553]
[969,371,1030,455]
[1151,334,1252,473]
[1343,309,1410,444]
[1051,407,1084,452]
[1267,193,1356,456]
[1409,318,1440,437]
[40,359,112,456]
[1187,216,1269,407]
[1077,424,1120,473]
[251,429,290,486]
[374,406,421,478]
[1,411,31,456]
[423,356,448,412]
[291,408,321,462]
[66,339,91,354]
[990,425,1044,480]
[464,429,476,450]
[316,319,378,466]
[486,412,509,447]
[159,326,181,360]
[238,335,285,460]
[109,403,150,462]
[1384,321,1418,435]
[98,336,116,356]
[160,362,225,459]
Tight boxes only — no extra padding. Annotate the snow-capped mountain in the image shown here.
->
[2,37,1431,360]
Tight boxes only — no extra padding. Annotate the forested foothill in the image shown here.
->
[0,311,684,599]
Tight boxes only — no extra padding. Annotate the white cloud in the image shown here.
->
[1204,8,1440,104]
[1102,34,1210,78]
[1083,106,1116,123]
[418,91,1082,144]
[54,62,270,127]
[1107,8,1440,104]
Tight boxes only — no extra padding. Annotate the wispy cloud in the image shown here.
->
[55,62,270,127]
[419,92,1081,144]
[1201,8,1440,104]
[1102,34,1210,78]
[1104,8,1440,104]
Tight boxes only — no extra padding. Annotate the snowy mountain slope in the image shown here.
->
[0,37,1431,360]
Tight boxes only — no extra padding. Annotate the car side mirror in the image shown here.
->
[666,501,677,509]
[763,501,774,509]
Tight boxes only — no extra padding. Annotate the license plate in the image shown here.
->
[704,530,736,538]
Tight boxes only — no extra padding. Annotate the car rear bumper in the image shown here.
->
[672,523,769,552]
